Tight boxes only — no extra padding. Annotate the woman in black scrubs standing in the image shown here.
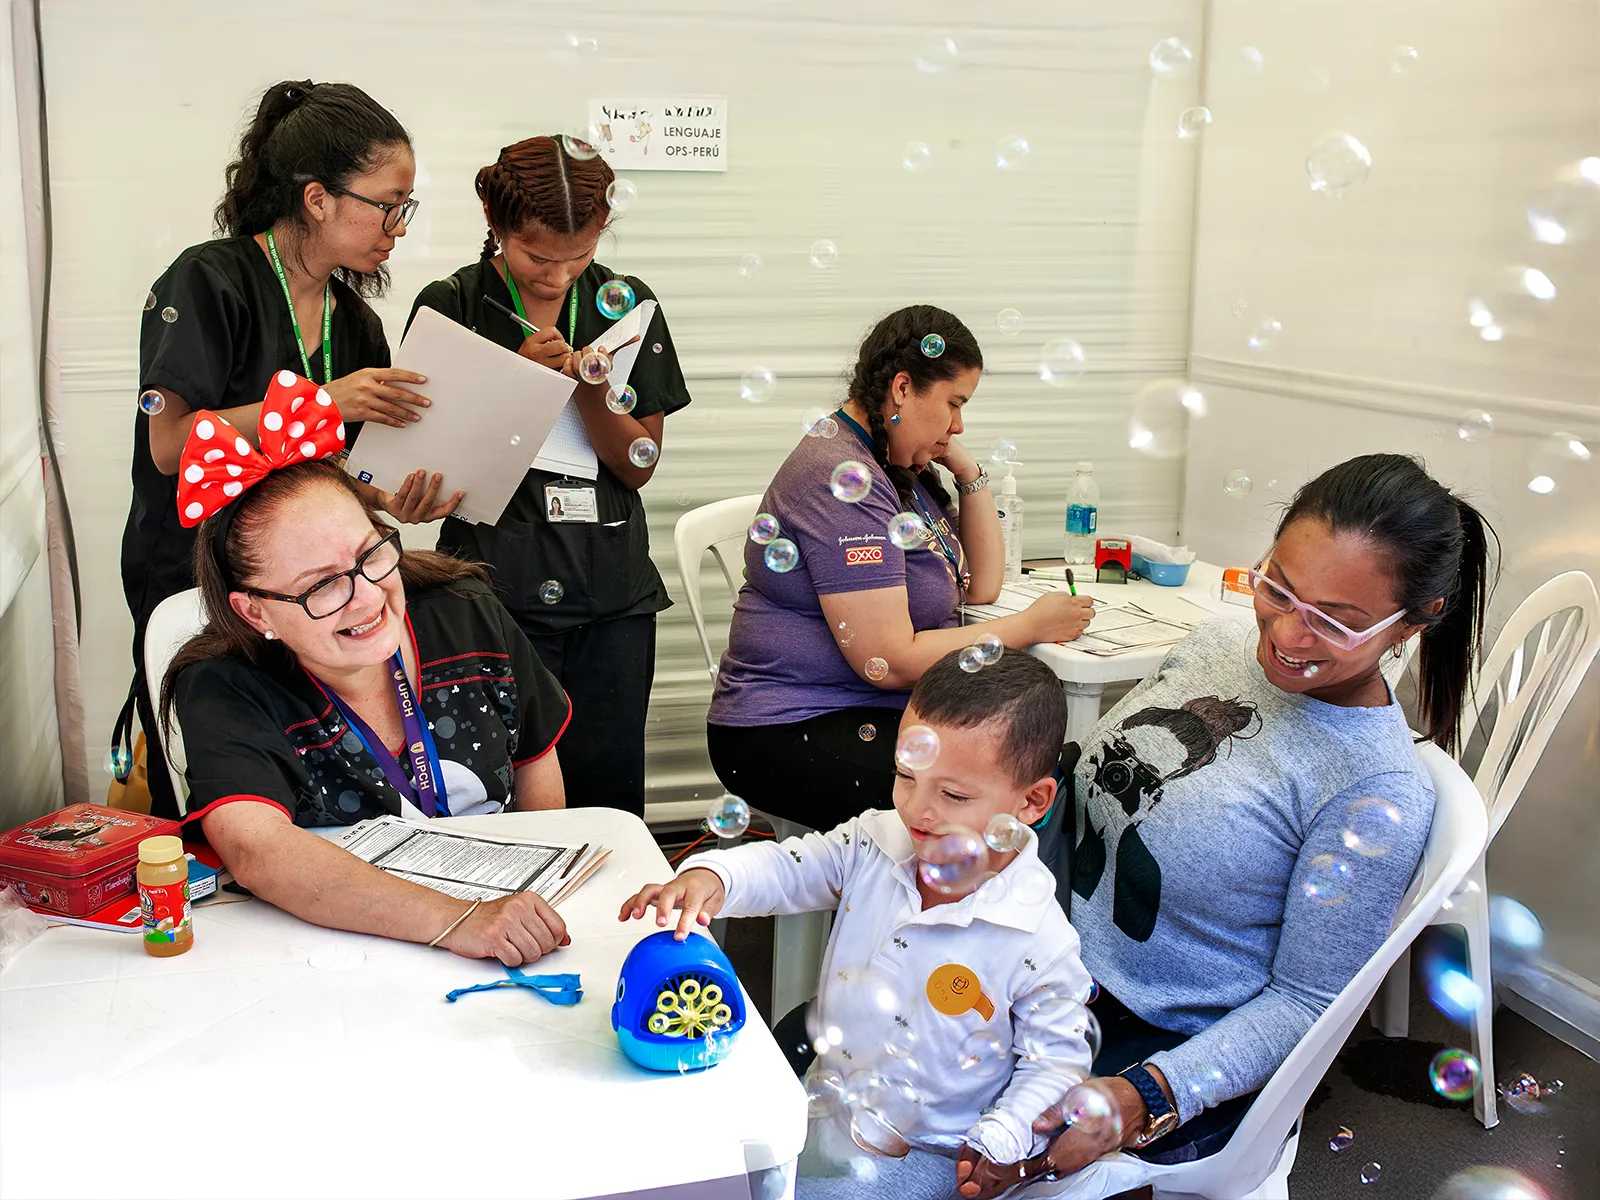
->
[119,79,459,818]
[408,135,692,816]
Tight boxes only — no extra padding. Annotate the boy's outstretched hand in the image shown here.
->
[618,868,727,939]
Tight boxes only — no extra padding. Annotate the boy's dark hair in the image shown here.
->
[910,649,1068,785]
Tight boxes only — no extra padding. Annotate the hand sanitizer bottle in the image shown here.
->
[996,461,1024,582]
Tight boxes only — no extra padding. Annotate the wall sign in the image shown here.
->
[586,98,728,172]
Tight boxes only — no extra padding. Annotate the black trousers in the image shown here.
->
[523,613,656,817]
[706,705,908,832]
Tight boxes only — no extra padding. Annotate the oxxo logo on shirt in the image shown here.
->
[845,546,884,566]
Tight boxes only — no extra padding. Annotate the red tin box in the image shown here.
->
[0,803,180,917]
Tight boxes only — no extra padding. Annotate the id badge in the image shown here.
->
[544,484,598,523]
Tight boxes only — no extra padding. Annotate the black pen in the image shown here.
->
[484,293,540,335]
[560,842,590,880]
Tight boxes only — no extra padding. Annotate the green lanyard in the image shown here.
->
[264,230,332,385]
[501,263,578,346]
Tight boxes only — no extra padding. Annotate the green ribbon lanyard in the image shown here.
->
[264,230,332,385]
[501,263,578,346]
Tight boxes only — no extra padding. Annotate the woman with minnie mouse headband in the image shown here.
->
[158,373,576,965]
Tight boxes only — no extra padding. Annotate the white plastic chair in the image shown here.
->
[1023,742,1488,1200]
[142,588,209,815]
[671,495,833,1019]
[1373,570,1599,1128]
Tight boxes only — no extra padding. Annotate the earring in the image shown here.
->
[889,413,901,425]
[264,630,276,641]
[1390,643,1403,661]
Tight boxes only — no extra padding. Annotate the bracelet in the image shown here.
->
[428,899,481,948]
[955,466,989,495]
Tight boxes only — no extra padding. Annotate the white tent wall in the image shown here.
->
[1179,0,1600,1000]
[38,1,1202,800]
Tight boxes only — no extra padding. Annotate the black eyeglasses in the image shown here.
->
[328,186,419,233]
[245,530,403,619]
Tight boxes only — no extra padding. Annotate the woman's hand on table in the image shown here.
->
[618,868,726,939]
[933,436,982,486]
[439,892,570,966]
[324,367,431,429]
[516,327,573,372]
[1024,591,1097,642]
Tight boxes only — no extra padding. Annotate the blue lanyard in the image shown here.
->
[319,652,449,818]
[446,967,583,1006]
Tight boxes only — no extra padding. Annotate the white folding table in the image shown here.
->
[0,807,806,1200]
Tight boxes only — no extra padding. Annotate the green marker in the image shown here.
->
[1066,568,1078,596]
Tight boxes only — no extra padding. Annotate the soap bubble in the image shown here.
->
[708,793,752,838]
[605,179,637,212]
[740,368,776,403]
[984,813,1026,853]
[1302,854,1352,905]
[538,580,564,605]
[597,279,636,319]
[973,632,1002,664]
[1432,1167,1548,1200]
[803,410,839,439]
[996,308,1023,336]
[1361,1163,1383,1185]
[918,829,988,894]
[1009,869,1055,906]
[161,306,178,323]
[1390,45,1419,73]
[887,512,928,549]
[1488,895,1543,963]
[957,1030,1008,1077]
[1526,165,1600,245]
[1149,37,1194,77]
[846,1073,920,1157]
[1307,133,1373,197]
[1231,299,1250,319]
[810,966,899,1062]
[1425,961,1484,1024]
[138,389,166,416]
[1429,1049,1480,1101]
[652,343,663,354]
[809,240,838,269]
[995,135,1031,170]
[1223,469,1253,498]
[864,657,889,682]
[1129,379,1203,458]
[858,724,876,742]
[830,460,873,503]
[1501,1072,1545,1114]
[914,35,959,74]
[1247,318,1282,350]
[836,621,854,647]
[1177,106,1213,140]
[103,745,132,779]
[606,384,637,414]
[1329,1126,1355,1152]
[764,539,799,573]
[1342,796,1403,858]
[1061,1081,1122,1140]
[1038,340,1087,385]
[1457,410,1493,441]
[143,291,157,311]
[805,1069,846,1119]
[902,142,932,171]
[509,435,521,447]
[1239,46,1264,73]
[738,253,763,279]
[895,725,941,771]
[577,347,612,384]
[748,513,779,545]
[561,130,600,160]
[957,646,984,673]
[1528,475,1556,496]
[920,333,945,358]
[989,438,1019,467]
[627,437,659,468]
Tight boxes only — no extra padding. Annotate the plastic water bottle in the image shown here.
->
[1064,462,1099,566]
[996,462,1024,582]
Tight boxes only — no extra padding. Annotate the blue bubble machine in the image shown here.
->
[611,930,747,1073]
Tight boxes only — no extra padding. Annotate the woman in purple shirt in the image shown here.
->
[707,306,1096,830]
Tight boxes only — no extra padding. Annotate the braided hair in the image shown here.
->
[475,136,616,259]
[848,306,983,511]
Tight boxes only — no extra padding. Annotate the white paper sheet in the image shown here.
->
[336,815,605,902]
[529,299,659,480]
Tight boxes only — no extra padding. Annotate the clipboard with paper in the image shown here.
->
[342,305,577,525]
[530,298,658,480]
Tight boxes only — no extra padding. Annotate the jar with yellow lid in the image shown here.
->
[137,835,193,957]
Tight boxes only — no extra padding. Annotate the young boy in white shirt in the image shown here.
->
[620,649,1094,1198]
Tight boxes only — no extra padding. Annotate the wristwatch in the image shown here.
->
[1120,1063,1180,1146]
[955,466,989,495]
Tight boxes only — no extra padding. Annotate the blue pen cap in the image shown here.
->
[611,930,747,1073]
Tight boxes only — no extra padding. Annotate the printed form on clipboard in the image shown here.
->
[335,816,611,907]
[960,580,1196,656]
[531,298,659,480]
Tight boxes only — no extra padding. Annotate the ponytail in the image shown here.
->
[1277,454,1499,753]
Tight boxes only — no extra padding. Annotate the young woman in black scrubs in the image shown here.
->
[408,135,693,817]
[119,79,459,818]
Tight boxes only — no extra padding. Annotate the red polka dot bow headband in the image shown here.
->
[176,371,346,527]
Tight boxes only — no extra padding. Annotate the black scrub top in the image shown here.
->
[175,578,570,831]
[407,260,691,635]
[121,236,391,631]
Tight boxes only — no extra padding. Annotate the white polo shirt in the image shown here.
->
[683,809,1094,1163]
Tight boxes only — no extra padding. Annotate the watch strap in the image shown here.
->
[1120,1063,1175,1123]
[956,466,990,495]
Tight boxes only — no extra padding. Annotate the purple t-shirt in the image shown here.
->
[709,417,963,727]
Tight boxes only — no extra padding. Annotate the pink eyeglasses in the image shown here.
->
[1248,558,1407,651]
